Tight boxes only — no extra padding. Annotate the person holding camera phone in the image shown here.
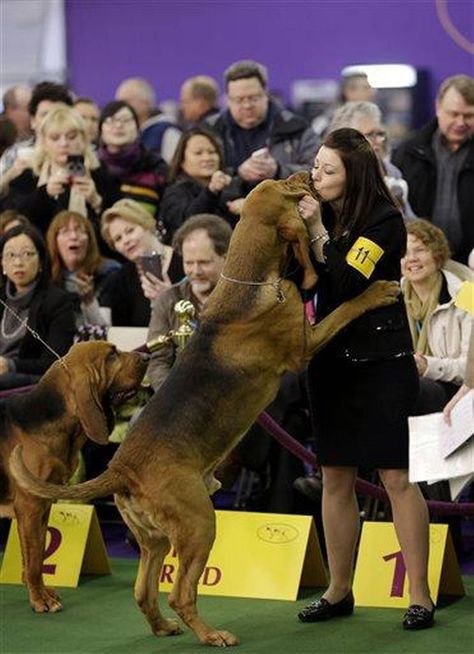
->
[100,198,183,326]
[3,105,119,237]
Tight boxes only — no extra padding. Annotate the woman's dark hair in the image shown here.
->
[168,127,226,183]
[28,81,73,116]
[99,100,140,138]
[0,224,51,290]
[321,127,397,238]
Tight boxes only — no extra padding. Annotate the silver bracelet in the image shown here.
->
[309,232,329,245]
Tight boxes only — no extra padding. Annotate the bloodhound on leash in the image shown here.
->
[11,173,400,644]
[1,341,146,612]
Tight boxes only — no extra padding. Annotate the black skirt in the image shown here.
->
[306,353,419,469]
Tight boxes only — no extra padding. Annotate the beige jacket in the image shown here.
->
[413,270,473,385]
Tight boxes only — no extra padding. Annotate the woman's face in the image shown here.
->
[101,107,138,151]
[43,124,85,166]
[311,146,347,205]
[401,234,439,284]
[2,234,40,291]
[355,116,387,157]
[181,135,220,181]
[107,217,150,261]
[56,218,89,271]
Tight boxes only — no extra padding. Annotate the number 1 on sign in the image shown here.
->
[383,550,406,597]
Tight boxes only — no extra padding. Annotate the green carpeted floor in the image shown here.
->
[1,558,473,654]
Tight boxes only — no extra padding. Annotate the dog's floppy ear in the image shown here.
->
[64,348,110,445]
[278,212,318,289]
[70,363,110,445]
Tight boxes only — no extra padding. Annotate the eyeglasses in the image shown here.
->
[227,93,266,107]
[103,115,135,127]
[363,130,387,142]
[2,250,38,263]
[58,226,87,236]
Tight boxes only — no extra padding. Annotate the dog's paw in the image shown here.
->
[203,629,240,647]
[30,593,63,613]
[153,618,183,637]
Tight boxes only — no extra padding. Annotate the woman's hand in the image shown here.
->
[443,383,471,426]
[0,356,9,375]
[208,171,232,194]
[72,175,102,212]
[297,195,323,234]
[139,272,171,301]
[414,352,428,376]
[46,170,69,198]
[226,197,245,215]
[74,273,96,305]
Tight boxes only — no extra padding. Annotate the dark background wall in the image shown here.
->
[66,0,473,110]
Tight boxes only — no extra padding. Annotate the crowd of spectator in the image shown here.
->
[0,63,472,530]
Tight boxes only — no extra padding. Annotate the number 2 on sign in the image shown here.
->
[383,550,406,597]
[42,527,62,574]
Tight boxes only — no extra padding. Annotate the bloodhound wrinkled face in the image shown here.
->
[61,342,147,444]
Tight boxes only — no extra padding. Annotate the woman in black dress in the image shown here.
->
[297,129,433,630]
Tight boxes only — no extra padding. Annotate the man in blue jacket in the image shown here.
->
[206,59,318,189]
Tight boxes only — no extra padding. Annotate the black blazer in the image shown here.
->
[311,198,413,362]
[0,283,76,375]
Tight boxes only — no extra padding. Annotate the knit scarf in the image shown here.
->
[404,272,443,356]
[98,141,141,178]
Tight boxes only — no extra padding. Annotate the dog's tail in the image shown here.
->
[9,445,124,501]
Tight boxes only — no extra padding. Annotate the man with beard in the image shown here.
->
[146,213,231,390]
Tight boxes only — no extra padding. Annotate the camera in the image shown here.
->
[66,154,86,178]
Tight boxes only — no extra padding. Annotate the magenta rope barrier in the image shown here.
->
[257,410,474,517]
[2,343,472,517]
[0,384,35,399]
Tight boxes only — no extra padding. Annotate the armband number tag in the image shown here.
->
[346,237,384,279]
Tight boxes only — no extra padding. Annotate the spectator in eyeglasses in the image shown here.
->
[0,224,75,389]
[328,101,417,220]
[206,59,318,191]
[98,101,168,224]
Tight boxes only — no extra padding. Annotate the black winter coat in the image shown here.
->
[392,119,474,263]
[0,282,76,375]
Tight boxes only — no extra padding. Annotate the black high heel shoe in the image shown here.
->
[298,591,354,623]
[402,601,435,630]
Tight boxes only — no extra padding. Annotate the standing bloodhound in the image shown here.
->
[11,173,400,644]
[1,341,146,612]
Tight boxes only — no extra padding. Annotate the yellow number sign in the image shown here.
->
[0,504,110,587]
[353,522,464,608]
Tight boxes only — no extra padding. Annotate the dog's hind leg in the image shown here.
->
[167,477,239,647]
[115,494,182,638]
[15,495,62,613]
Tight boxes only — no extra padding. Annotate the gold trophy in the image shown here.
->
[146,300,196,353]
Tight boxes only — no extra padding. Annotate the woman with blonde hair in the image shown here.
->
[101,198,183,326]
[4,104,118,234]
[402,218,472,410]
[46,210,120,328]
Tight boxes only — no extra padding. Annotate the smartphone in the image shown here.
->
[66,154,86,178]
[137,253,163,280]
